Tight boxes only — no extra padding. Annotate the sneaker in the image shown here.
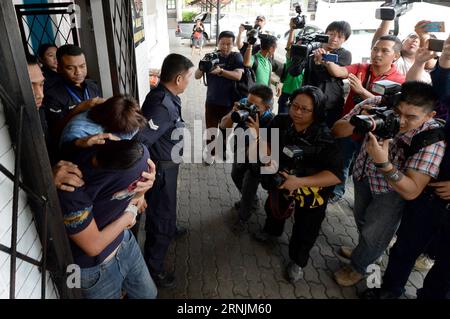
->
[286,262,303,283]
[151,271,176,289]
[334,265,364,287]
[329,194,344,204]
[414,254,435,271]
[337,246,382,264]
[175,225,188,239]
[252,229,276,244]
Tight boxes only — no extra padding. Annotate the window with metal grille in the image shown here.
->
[167,0,176,10]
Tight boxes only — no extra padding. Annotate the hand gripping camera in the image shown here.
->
[271,145,305,188]
[199,52,220,73]
[231,101,259,124]
[290,33,329,61]
[350,80,402,139]
[292,3,306,30]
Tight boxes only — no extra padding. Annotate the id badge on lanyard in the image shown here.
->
[64,85,90,104]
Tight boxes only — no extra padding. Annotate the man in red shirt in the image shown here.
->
[314,34,406,203]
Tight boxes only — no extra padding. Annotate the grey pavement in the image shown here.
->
[139,30,427,299]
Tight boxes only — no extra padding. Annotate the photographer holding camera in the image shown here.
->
[237,15,267,54]
[195,31,244,160]
[323,35,405,203]
[251,86,343,283]
[301,21,352,127]
[219,84,275,232]
[243,34,277,86]
[360,34,450,300]
[332,81,446,287]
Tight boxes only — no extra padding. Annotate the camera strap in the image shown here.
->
[400,126,446,159]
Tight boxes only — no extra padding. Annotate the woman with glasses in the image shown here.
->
[249,86,343,283]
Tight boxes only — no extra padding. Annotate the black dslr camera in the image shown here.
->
[292,3,306,30]
[247,28,260,45]
[199,52,220,73]
[350,80,402,139]
[270,145,305,188]
[291,34,329,60]
[231,101,259,124]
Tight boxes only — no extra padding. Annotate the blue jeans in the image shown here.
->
[333,137,362,198]
[80,230,158,299]
[351,179,405,274]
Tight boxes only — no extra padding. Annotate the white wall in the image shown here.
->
[134,0,170,104]
[0,101,58,299]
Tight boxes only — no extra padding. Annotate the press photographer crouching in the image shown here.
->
[219,84,275,233]
[332,81,446,287]
[195,31,244,160]
[251,86,343,283]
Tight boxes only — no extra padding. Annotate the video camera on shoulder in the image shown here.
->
[292,3,306,30]
[350,80,402,139]
[231,100,259,124]
[291,34,329,60]
[375,0,413,20]
[199,52,220,73]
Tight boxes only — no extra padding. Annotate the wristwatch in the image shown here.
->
[374,161,390,169]
[125,204,138,219]
[383,167,402,183]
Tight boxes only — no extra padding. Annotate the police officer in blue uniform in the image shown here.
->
[139,53,194,289]
[43,45,103,160]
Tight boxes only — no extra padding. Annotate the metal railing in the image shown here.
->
[0,85,49,300]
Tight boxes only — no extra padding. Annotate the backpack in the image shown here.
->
[234,61,257,100]
[400,121,446,159]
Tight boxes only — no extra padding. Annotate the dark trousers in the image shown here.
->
[205,102,231,158]
[382,192,450,299]
[263,191,327,268]
[231,163,260,221]
[144,162,179,275]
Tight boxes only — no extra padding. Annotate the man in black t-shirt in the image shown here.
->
[304,21,352,128]
[195,31,244,159]
[58,140,157,299]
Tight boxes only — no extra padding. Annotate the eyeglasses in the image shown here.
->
[291,104,313,113]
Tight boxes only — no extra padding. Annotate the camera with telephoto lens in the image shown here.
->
[350,80,402,139]
[292,3,306,30]
[375,0,414,20]
[231,101,259,124]
[199,52,220,73]
[290,33,329,60]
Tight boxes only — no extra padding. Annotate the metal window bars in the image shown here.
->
[103,0,139,100]
[15,2,79,56]
[0,84,49,300]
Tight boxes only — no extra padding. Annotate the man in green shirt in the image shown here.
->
[243,35,277,86]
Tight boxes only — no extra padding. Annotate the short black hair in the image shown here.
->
[218,31,235,43]
[26,54,39,66]
[249,84,273,106]
[377,35,402,53]
[398,81,437,113]
[37,43,57,60]
[160,53,194,83]
[325,21,352,40]
[56,44,84,64]
[95,140,144,170]
[289,86,326,123]
[260,35,277,51]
